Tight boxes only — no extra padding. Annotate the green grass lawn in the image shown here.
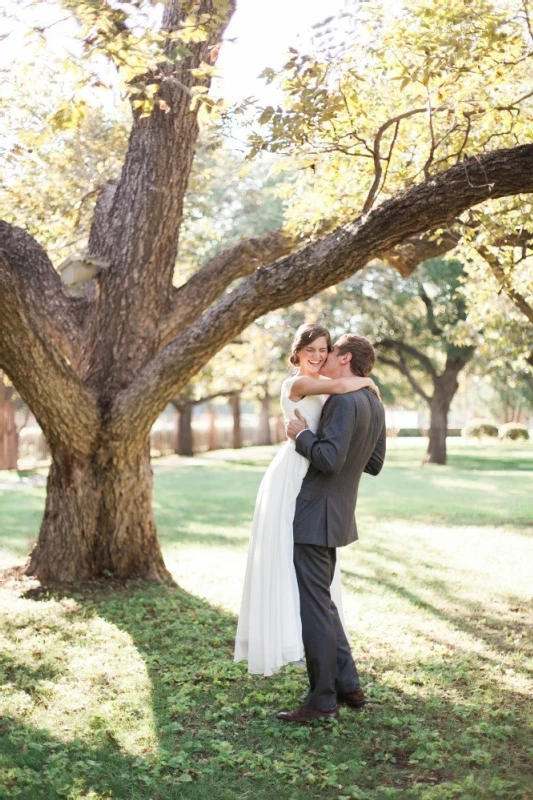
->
[1,439,532,800]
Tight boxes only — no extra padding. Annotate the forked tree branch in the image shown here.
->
[159,229,295,346]
[417,282,444,335]
[363,107,427,213]
[161,224,463,344]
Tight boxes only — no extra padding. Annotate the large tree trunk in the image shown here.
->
[176,404,194,457]
[257,391,272,446]
[230,393,242,449]
[0,381,18,470]
[27,442,171,583]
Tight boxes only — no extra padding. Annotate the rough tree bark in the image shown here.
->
[2,1,533,580]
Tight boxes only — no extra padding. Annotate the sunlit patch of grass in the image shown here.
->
[0,591,158,756]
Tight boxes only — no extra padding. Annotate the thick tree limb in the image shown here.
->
[160,229,295,345]
[89,1,235,287]
[161,225,464,346]
[0,222,87,367]
[383,228,461,276]
[160,224,465,349]
[0,226,99,455]
[110,143,533,444]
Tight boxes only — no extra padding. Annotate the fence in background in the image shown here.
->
[18,412,287,467]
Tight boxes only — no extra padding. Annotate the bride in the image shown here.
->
[234,323,380,676]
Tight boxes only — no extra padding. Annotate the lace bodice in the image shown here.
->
[280,376,325,435]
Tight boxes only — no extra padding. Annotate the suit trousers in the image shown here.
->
[293,543,360,711]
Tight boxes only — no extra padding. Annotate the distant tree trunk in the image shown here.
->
[378,345,472,466]
[230,393,242,449]
[426,390,453,464]
[176,403,194,456]
[257,390,272,446]
[207,406,218,451]
[0,380,18,470]
[425,363,465,465]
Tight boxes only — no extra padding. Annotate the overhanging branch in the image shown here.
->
[111,142,533,444]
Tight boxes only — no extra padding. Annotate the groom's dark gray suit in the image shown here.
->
[293,388,386,711]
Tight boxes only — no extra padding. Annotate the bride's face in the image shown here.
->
[297,335,330,376]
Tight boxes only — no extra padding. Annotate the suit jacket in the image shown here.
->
[294,389,386,547]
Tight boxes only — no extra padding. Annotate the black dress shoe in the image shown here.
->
[276,704,339,723]
[337,688,366,708]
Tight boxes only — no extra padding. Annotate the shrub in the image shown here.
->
[498,422,530,441]
[462,419,499,439]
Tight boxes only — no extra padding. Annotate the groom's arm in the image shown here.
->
[363,417,386,476]
[295,395,355,476]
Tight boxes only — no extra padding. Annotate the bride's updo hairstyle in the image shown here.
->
[289,323,332,366]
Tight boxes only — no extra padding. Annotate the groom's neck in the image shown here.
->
[337,365,358,379]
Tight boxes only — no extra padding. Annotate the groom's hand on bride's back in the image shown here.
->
[286,409,308,441]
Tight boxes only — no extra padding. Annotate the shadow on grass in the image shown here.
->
[445,452,533,472]
[1,573,530,800]
[341,534,533,678]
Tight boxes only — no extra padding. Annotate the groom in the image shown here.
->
[279,334,386,723]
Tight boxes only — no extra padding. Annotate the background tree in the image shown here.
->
[2,0,533,582]
[322,260,476,464]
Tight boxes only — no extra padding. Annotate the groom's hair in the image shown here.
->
[338,335,376,377]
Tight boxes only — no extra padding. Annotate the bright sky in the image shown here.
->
[216,0,349,102]
[0,0,349,105]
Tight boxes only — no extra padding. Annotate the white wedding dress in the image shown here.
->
[234,375,348,676]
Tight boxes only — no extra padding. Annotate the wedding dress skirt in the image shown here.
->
[234,377,348,677]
